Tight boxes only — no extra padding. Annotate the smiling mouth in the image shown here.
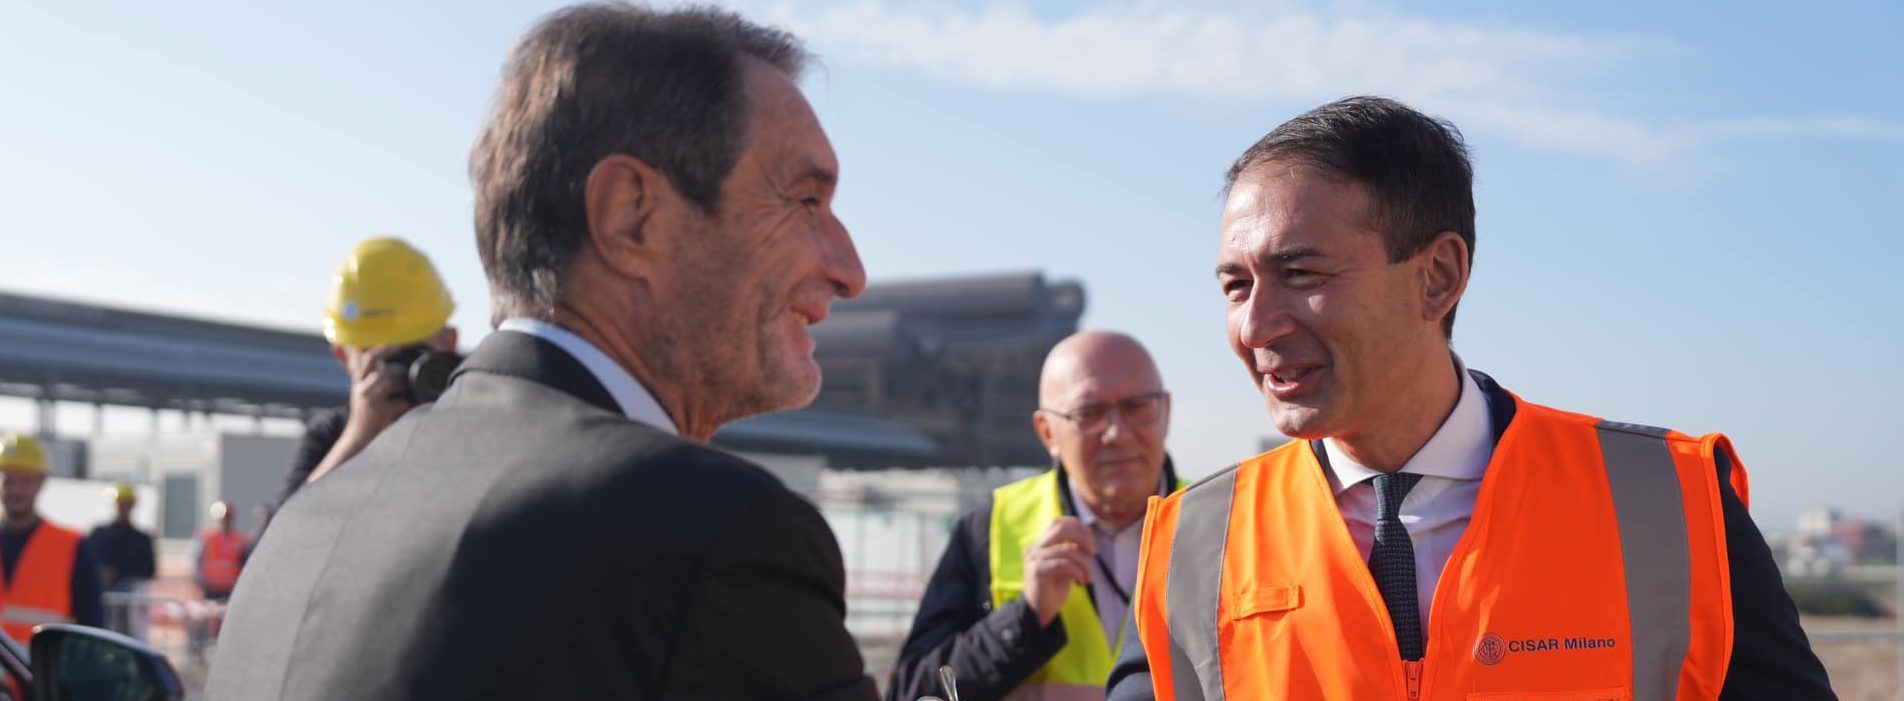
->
[790,302,830,326]
[1260,362,1329,398]
[1268,367,1318,385]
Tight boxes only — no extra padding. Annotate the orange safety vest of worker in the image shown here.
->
[0,522,81,643]
[1132,395,1751,701]
[199,529,247,595]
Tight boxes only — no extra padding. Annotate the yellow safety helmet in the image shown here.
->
[323,237,455,348]
[110,482,138,504]
[0,434,48,475]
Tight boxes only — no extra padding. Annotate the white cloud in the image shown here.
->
[1698,115,1904,141]
[1451,100,1693,165]
[746,0,1901,166]
[764,1,1622,101]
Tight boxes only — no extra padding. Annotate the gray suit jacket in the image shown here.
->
[206,330,876,700]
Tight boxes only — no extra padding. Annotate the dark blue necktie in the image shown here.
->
[1370,472,1425,660]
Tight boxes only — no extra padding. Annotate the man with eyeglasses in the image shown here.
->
[888,330,1183,701]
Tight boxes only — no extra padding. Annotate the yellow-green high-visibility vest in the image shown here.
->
[988,469,1185,700]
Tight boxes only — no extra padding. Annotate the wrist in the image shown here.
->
[1027,596,1059,625]
[331,433,367,459]
[337,420,382,446]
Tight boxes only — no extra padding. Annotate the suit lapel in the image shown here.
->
[450,330,623,416]
[1466,369,1519,445]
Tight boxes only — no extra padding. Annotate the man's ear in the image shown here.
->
[1419,231,1470,328]
[583,154,669,279]
[1032,410,1062,461]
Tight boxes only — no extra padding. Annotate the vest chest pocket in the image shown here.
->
[1230,584,1302,620]
[1466,689,1628,701]
[1225,584,1303,651]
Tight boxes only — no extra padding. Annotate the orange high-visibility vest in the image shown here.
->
[1133,396,1749,701]
[0,522,81,643]
[199,530,247,596]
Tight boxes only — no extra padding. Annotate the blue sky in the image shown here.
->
[2,0,1898,528]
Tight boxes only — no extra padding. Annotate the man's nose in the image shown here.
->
[822,214,867,299]
[1099,409,1132,445]
[1236,283,1297,349]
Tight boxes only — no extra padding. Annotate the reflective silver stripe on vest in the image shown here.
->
[1163,468,1238,701]
[1596,422,1693,701]
[2,604,73,627]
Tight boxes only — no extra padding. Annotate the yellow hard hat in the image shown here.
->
[110,482,137,504]
[323,237,455,348]
[0,435,48,475]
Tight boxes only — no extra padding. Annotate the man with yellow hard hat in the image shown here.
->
[278,237,459,505]
[88,482,154,634]
[0,434,104,643]
[87,482,155,592]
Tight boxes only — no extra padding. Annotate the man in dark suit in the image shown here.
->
[206,4,873,699]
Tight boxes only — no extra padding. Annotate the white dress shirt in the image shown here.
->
[1068,484,1159,648]
[496,318,678,435]
[1322,358,1492,641]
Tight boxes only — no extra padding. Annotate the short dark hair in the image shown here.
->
[1225,96,1475,338]
[471,3,809,319]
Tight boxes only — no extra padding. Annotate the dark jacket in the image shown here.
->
[86,521,156,591]
[888,460,1178,701]
[277,406,347,508]
[206,330,876,701]
[1104,371,1836,701]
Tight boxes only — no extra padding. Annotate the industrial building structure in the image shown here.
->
[0,270,1083,533]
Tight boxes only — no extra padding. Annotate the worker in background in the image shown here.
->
[0,434,104,642]
[193,501,247,601]
[87,482,155,592]
[889,331,1183,701]
[88,482,154,635]
[279,237,458,506]
[1106,97,1833,700]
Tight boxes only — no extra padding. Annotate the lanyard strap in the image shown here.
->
[1092,552,1131,606]
[1055,467,1145,608]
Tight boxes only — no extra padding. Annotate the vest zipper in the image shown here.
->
[1404,660,1423,701]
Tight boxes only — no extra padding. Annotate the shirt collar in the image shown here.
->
[1069,470,1171,535]
[496,318,679,435]
[1073,491,1110,533]
[1324,354,1493,494]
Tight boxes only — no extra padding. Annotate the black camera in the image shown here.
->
[383,348,464,404]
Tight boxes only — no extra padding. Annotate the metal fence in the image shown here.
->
[100,589,223,693]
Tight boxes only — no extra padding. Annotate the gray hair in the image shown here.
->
[470,3,809,320]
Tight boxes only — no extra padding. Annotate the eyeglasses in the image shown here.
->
[1040,391,1167,433]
